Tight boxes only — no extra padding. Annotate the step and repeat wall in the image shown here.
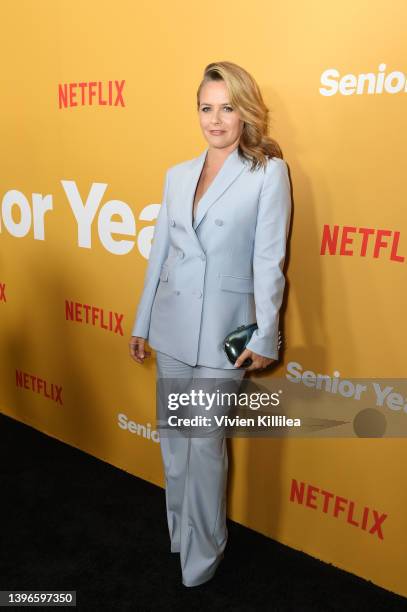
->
[1,0,406,598]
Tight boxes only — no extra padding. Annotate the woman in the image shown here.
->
[129,61,292,587]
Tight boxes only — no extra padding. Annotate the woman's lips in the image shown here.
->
[210,130,225,135]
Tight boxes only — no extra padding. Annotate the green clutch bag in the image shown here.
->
[223,323,282,367]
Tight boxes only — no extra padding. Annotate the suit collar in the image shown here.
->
[183,146,248,249]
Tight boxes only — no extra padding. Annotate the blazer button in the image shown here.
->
[200,254,206,261]
[196,291,202,298]
[178,249,184,258]
[170,218,176,227]
[174,290,180,295]
[214,218,223,226]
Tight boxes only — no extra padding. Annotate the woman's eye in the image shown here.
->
[201,106,233,112]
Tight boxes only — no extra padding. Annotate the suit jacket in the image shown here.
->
[131,146,291,368]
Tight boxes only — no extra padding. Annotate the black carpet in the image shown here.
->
[0,412,405,611]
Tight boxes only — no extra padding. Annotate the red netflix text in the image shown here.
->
[58,80,125,108]
[16,370,63,406]
[320,225,404,261]
[65,300,124,335]
[290,478,387,539]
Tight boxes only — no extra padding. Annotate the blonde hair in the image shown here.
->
[196,61,283,172]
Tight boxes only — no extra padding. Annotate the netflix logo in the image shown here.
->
[321,224,404,262]
[290,478,387,539]
[16,370,63,406]
[65,300,124,334]
[58,80,125,108]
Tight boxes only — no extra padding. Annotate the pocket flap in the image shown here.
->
[219,274,254,293]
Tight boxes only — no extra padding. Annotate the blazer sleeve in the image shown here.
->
[245,158,291,360]
[131,169,171,338]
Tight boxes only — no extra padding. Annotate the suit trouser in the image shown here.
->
[155,350,246,587]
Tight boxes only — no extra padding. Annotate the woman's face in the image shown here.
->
[198,80,244,151]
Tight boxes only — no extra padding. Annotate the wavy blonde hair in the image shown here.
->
[196,61,283,172]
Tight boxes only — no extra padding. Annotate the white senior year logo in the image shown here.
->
[320,63,407,96]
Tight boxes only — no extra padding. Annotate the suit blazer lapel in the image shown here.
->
[182,147,248,248]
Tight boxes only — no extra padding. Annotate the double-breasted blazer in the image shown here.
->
[131,146,291,368]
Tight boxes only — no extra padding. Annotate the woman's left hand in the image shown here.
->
[234,349,275,371]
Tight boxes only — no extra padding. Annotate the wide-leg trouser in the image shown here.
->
[155,350,246,587]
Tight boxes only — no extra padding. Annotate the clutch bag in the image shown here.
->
[222,323,282,367]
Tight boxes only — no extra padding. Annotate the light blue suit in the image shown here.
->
[131,146,292,586]
[131,146,291,367]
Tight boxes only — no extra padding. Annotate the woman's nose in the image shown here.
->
[211,111,221,124]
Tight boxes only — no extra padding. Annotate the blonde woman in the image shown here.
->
[129,61,292,587]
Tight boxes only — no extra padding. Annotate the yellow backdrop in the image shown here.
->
[1,0,406,598]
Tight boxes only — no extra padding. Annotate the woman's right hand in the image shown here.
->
[129,336,151,364]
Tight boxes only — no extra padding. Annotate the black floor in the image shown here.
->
[0,412,405,611]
